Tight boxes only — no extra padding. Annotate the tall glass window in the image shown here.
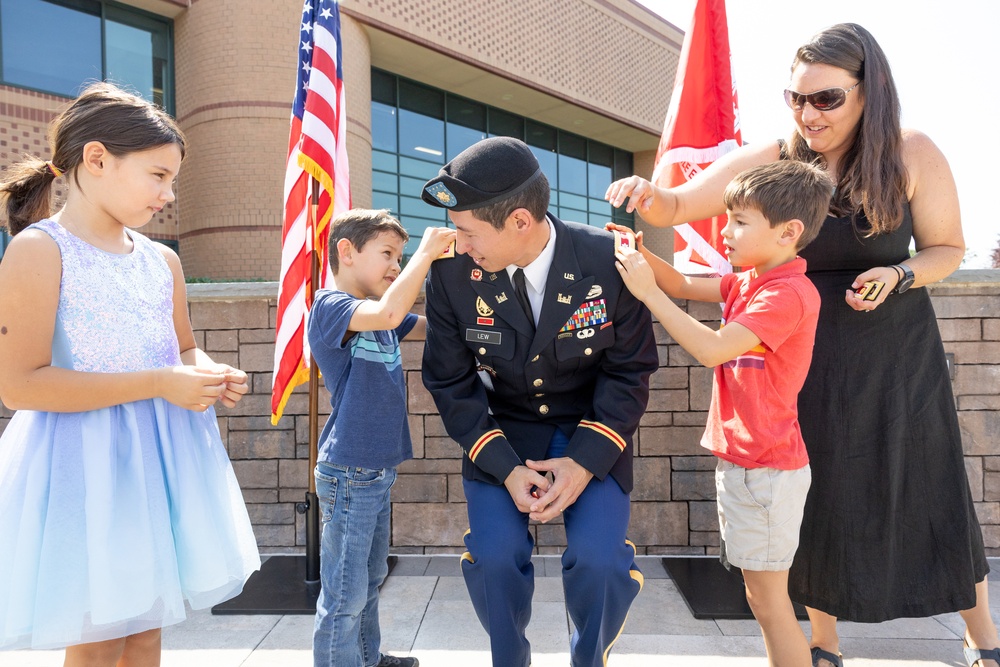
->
[371,69,634,257]
[0,0,174,111]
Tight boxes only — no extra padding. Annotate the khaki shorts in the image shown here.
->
[715,459,811,572]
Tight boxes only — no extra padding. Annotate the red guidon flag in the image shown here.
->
[652,0,741,275]
[272,0,350,424]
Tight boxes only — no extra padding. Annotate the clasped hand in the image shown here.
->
[158,364,249,412]
[503,457,594,523]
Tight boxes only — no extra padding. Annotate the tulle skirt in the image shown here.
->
[0,399,260,650]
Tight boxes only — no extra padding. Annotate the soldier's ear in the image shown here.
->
[508,208,533,231]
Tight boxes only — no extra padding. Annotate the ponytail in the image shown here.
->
[0,156,62,236]
[1,81,184,237]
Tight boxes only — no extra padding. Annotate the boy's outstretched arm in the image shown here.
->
[349,227,455,333]
[604,223,723,303]
[616,248,760,368]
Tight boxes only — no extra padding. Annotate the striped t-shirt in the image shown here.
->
[308,289,417,469]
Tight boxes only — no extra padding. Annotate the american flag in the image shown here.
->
[271,0,350,424]
[652,0,740,276]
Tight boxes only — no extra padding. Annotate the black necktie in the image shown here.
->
[512,268,534,330]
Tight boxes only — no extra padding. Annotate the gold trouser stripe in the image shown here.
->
[602,540,643,666]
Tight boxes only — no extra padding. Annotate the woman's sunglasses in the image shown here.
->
[783,82,860,112]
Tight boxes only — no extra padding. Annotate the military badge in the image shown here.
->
[855,280,885,301]
[471,269,483,281]
[612,229,635,251]
[559,298,608,332]
[437,240,456,259]
[476,297,494,317]
[477,317,494,326]
[563,272,575,281]
[495,293,508,304]
[576,327,595,339]
[425,182,457,208]
[489,273,498,281]
[586,284,603,299]
[557,293,573,304]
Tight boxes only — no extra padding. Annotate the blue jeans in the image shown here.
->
[313,461,397,667]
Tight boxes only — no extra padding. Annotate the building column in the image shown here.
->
[172,0,346,280]
[341,14,373,210]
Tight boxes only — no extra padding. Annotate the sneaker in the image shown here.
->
[376,655,419,667]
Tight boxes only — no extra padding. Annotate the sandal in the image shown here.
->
[964,645,1000,666]
[811,646,843,667]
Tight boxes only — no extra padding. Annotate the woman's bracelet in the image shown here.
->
[888,264,904,286]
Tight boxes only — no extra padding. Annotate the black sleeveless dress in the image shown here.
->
[788,204,988,622]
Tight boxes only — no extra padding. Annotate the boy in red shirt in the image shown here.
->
[614,161,833,667]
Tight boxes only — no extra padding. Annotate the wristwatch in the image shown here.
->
[890,264,915,294]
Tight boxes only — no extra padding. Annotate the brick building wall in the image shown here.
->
[6,274,993,555]
[1,0,678,278]
[0,85,178,240]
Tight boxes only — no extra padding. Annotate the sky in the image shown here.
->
[634,0,998,269]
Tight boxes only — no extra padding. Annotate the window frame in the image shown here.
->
[0,0,175,113]
[371,69,635,259]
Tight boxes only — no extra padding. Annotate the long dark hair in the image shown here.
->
[786,23,907,235]
[0,82,186,236]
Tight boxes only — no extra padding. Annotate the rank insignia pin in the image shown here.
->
[425,182,457,208]
[476,296,495,317]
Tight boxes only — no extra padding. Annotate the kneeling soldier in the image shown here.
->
[420,137,658,667]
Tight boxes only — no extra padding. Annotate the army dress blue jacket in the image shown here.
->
[421,215,658,493]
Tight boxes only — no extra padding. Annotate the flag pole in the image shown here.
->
[305,178,321,585]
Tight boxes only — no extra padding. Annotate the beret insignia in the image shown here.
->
[425,182,457,208]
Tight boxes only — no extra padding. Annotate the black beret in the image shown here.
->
[421,136,542,211]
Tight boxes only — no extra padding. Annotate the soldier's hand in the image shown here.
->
[526,457,594,523]
[503,465,551,513]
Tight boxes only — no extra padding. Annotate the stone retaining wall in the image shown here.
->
[1,271,997,555]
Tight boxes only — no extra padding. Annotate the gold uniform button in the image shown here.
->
[584,347,593,356]
[539,404,549,415]
[531,355,540,362]
[479,347,487,356]
[533,378,543,387]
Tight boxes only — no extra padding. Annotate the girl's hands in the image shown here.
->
[156,366,228,412]
[213,364,250,408]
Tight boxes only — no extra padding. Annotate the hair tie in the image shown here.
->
[45,161,64,179]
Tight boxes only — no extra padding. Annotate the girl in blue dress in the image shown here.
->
[0,82,260,664]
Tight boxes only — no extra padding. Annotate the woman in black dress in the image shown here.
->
[607,22,997,667]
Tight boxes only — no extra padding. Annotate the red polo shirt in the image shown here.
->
[701,257,820,469]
